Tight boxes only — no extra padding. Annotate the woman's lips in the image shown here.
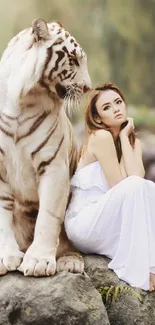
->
[115,114,123,119]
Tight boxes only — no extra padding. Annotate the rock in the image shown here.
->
[0,271,109,325]
[84,255,155,325]
[1,256,155,325]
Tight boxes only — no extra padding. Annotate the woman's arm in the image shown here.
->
[120,156,128,178]
[89,130,124,188]
[120,119,145,177]
[120,135,145,177]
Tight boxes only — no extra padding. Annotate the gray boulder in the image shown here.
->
[84,255,155,325]
[1,255,155,325]
[0,271,109,325]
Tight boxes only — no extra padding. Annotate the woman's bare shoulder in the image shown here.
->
[89,129,113,145]
[88,130,123,187]
[88,130,115,158]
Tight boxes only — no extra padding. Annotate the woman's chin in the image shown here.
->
[113,119,126,127]
[120,117,127,123]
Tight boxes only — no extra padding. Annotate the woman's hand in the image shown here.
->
[120,117,135,137]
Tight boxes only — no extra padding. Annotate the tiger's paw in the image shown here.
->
[0,252,24,275]
[56,253,84,273]
[0,232,24,274]
[18,255,57,277]
[18,241,57,276]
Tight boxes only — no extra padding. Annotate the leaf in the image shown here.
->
[106,286,114,303]
[97,285,143,304]
[112,286,120,302]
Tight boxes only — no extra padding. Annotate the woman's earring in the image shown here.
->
[94,115,102,124]
[96,119,102,125]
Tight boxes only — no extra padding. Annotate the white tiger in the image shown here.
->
[0,18,91,276]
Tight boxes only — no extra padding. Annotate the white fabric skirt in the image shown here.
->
[65,176,155,290]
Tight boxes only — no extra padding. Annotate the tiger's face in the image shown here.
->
[0,19,91,111]
[42,21,91,99]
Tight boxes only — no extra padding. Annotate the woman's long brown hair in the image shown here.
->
[79,82,136,162]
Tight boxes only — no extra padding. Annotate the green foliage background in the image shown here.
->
[0,0,155,125]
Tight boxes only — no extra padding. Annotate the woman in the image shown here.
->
[65,82,155,291]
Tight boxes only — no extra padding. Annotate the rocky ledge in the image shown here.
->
[84,255,155,325]
[0,267,108,325]
[0,255,155,325]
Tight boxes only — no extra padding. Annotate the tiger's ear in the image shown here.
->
[32,18,49,42]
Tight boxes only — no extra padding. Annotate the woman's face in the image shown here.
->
[95,90,127,128]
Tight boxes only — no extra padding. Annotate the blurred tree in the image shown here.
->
[103,0,155,106]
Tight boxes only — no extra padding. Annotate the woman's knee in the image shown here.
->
[123,175,145,192]
[116,176,145,196]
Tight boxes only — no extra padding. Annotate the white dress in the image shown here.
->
[65,161,155,290]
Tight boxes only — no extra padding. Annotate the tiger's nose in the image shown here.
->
[83,85,91,93]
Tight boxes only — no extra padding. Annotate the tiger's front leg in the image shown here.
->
[18,162,70,276]
[0,180,24,274]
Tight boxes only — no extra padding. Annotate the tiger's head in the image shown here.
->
[0,18,91,113]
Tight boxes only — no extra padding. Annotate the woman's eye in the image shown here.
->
[116,100,122,104]
[104,106,110,111]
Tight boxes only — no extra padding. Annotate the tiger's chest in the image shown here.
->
[0,110,66,200]
[1,142,38,201]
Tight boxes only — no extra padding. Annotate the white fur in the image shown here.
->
[0,20,91,276]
